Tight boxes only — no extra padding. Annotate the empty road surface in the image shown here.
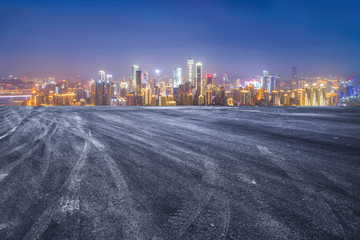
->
[0,106,359,239]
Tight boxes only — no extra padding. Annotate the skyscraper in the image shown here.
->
[99,71,106,82]
[106,74,113,82]
[261,70,269,89]
[136,70,142,94]
[95,70,112,106]
[131,65,140,92]
[173,68,182,88]
[143,72,149,86]
[275,73,281,90]
[195,62,202,95]
[292,66,298,82]
[206,74,213,87]
[267,76,275,93]
[292,66,298,89]
[187,58,194,83]
[205,90,213,106]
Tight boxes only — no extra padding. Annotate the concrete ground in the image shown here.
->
[0,106,359,239]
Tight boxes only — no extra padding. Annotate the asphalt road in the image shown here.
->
[0,106,359,240]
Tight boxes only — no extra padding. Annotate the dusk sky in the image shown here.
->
[1,0,359,79]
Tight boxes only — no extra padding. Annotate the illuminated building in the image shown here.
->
[223,74,229,83]
[283,94,290,106]
[53,93,76,106]
[168,100,176,106]
[326,92,339,106]
[136,70,142,94]
[271,91,280,106]
[173,68,182,88]
[304,84,311,106]
[267,76,276,93]
[35,94,45,106]
[195,62,202,95]
[99,71,106,82]
[126,94,135,106]
[240,90,251,105]
[231,88,240,105]
[275,73,281,90]
[319,84,326,106]
[167,95,174,103]
[106,74,113,82]
[205,90,212,106]
[90,80,96,105]
[206,74,213,87]
[257,89,265,101]
[143,72,149,85]
[198,94,204,106]
[261,70,268,89]
[159,95,168,106]
[142,87,151,106]
[150,95,157,106]
[155,69,161,86]
[131,65,140,92]
[160,81,166,96]
[187,93,193,106]
[298,77,305,89]
[187,58,194,83]
[227,97,234,106]
[236,79,241,88]
[95,70,113,106]
[136,95,143,106]
[295,89,305,106]
[292,66,298,88]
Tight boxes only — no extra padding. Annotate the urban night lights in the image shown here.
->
[1,63,359,106]
[1,0,360,239]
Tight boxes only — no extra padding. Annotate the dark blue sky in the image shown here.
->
[0,0,359,79]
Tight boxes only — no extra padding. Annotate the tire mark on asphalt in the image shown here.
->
[22,116,90,240]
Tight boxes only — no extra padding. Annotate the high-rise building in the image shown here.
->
[142,87,151,106]
[195,62,202,95]
[159,95,168,106]
[240,90,251,105]
[143,72,149,85]
[236,79,241,88]
[271,90,280,106]
[106,74,113,82]
[275,73,281,90]
[267,76,276,93]
[131,65,140,92]
[187,58,194,83]
[136,70,142,94]
[292,66,298,82]
[198,95,204,106]
[206,74,213,87]
[205,90,213,106]
[126,94,135,106]
[261,70,269,89]
[298,77,305,89]
[99,71,106,82]
[150,95,157,106]
[187,93,194,106]
[95,70,112,106]
[173,68,182,88]
[292,66,298,90]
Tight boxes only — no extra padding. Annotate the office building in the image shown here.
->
[195,62,202,95]
[205,90,213,106]
[187,58,194,83]
[131,65,140,92]
[173,68,182,88]
[136,70,142,94]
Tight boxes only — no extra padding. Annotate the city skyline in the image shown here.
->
[1,0,360,78]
